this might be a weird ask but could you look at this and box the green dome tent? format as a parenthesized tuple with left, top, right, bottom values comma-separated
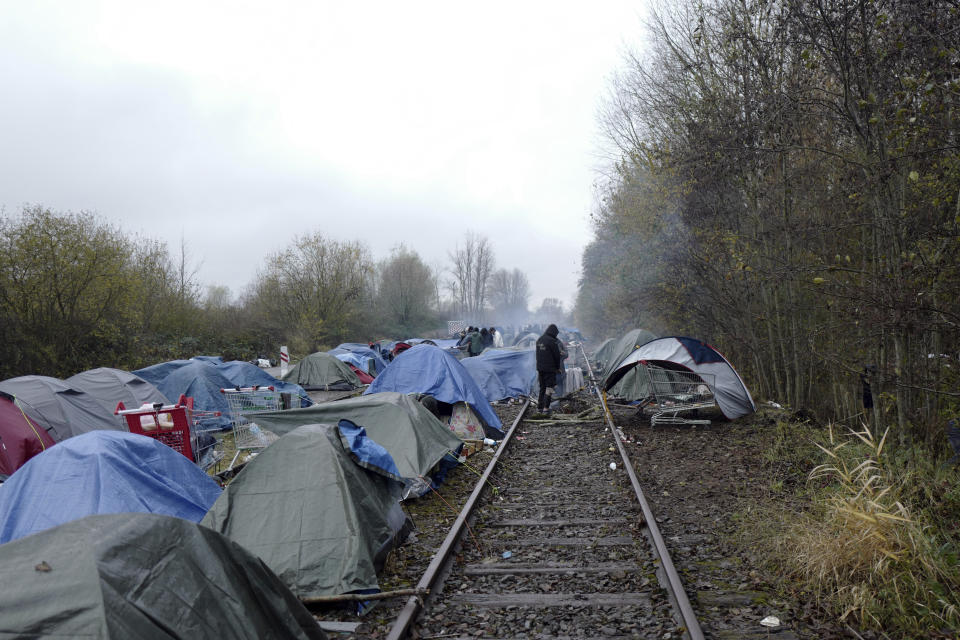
(0, 513, 326, 639)
(281, 352, 362, 391)
(201, 422, 408, 599)
(250, 391, 463, 498)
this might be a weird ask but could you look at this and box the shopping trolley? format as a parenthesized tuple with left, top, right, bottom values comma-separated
(115, 395, 222, 462)
(220, 386, 281, 469)
(641, 364, 716, 426)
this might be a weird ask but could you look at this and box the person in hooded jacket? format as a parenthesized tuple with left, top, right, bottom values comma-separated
(536, 324, 565, 414)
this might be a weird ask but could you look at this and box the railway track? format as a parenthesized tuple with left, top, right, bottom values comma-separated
(380, 386, 704, 639)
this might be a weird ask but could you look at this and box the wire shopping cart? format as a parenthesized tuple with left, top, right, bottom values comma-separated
(220, 386, 281, 469)
(641, 364, 716, 426)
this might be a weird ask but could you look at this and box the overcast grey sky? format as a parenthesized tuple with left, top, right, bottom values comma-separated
(0, 1, 648, 310)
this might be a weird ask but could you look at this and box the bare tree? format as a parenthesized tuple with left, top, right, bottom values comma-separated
(488, 268, 531, 315)
(448, 231, 496, 316)
(376, 245, 437, 335)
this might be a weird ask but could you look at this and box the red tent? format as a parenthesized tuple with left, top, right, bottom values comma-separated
(0, 391, 56, 476)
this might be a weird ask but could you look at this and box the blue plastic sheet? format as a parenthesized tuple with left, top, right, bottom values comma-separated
(0, 431, 221, 544)
(472, 348, 538, 399)
(365, 344, 503, 434)
(142, 361, 235, 430)
(337, 419, 402, 480)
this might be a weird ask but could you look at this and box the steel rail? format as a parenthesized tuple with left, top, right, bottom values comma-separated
(385, 398, 531, 640)
(577, 342, 705, 640)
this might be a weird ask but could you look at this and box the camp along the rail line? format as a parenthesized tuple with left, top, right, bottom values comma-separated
(2, 324, 847, 640)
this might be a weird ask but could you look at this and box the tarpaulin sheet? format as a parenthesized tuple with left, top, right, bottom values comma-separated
(0, 430, 221, 544)
(201, 422, 405, 598)
(0, 513, 326, 639)
(467, 347, 538, 400)
(132, 359, 195, 386)
(146, 361, 234, 430)
(251, 392, 463, 497)
(364, 344, 503, 435)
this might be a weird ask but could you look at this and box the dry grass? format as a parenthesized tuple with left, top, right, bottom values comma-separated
(779, 423, 960, 633)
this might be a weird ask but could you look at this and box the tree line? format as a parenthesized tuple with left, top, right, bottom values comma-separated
(576, 0, 960, 443)
(0, 205, 558, 380)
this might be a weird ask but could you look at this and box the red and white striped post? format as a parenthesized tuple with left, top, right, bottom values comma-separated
(280, 345, 289, 378)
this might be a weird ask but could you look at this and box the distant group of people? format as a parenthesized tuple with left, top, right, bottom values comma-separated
(456, 327, 503, 356)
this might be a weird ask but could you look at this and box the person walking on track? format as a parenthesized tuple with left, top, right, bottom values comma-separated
(536, 324, 564, 415)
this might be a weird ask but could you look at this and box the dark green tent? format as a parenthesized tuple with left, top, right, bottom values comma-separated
(281, 352, 362, 391)
(250, 391, 463, 498)
(201, 423, 407, 599)
(0, 513, 326, 639)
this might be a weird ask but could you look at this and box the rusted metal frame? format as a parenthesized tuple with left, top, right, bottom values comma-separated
(385, 398, 531, 640)
(579, 342, 704, 640)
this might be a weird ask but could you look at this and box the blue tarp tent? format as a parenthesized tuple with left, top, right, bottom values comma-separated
(471, 348, 538, 400)
(460, 357, 508, 403)
(215, 360, 312, 408)
(332, 344, 388, 375)
(140, 361, 234, 430)
(365, 344, 503, 435)
(0, 431, 222, 544)
(132, 359, 194, 387)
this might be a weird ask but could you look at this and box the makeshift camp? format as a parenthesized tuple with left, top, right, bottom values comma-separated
(66, 367, 169, 415)
(202, 421, 409, 599)
(0, 390, 55, 477)
(332, 343, 388, 375)
(461, 347, 537, 402)
(365, 344, 504, 437)
(282, 352, 363, 391)
(0, 513, 326, 639)
(604, 336, 756, 421)
(0, 430, 221, 544)
(0, 375, 125, 441)
(251, 391, 463, 498)
(214, 360, 312, 408)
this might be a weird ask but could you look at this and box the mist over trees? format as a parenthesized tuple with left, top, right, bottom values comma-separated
(576, 0, 960, 440)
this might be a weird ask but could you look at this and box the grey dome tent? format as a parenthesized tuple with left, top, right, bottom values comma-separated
(599, 329, 659, 400)
(0, 375, 125, 441)
(0, 513, 326, 639)
(66, 367, 169, 415)
(249, 391, 464, 498)
(604, 336, 756, 420)
(281, 352, 363, 391)
(202, 421, 409, 599)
